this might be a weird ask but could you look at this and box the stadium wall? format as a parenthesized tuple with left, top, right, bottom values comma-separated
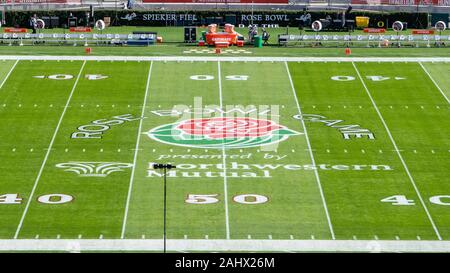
(1, 1, 449, 13)
(3, 9, 433, 28)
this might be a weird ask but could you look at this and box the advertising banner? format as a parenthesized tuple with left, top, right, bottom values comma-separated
(4, 0, 70, 3)
(351, 0, 449, 6)
(142, 0, 288, 3)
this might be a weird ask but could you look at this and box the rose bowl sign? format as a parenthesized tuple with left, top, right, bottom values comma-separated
(145, 117, 302, 149)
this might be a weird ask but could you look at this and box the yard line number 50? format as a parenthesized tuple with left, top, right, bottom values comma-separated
(0, 193, 268, 205)
(4, 193, 449, 206)
(185, 194, 268, 205)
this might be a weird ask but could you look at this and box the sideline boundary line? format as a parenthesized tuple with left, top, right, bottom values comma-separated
(352, 62, 442, 241)
(284, 61, 335, 240)
(0, 59, 19, 90)
(1, 56, 450, 62)
(0, 239, 449, 252)
(121, 61, 154, 239)
(418, 62, 450, 104)
(14, 61, 87, 239)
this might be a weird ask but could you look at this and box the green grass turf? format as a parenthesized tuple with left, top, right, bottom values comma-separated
(0, 60, 85, 238)
(353, 62, 450, 238)
(422, 62, 450, 99)
(18, 61, 150, 239)
(0, 45, 449, 57)
(0, 59, 448, 243)
(0, 26, 449, 57)
(125, 61, 229, 239)
(2, 26, 449, 42)
(0, 60, 15, 83)
(288, 62, 447, 240)
(219, 62, 330, 239)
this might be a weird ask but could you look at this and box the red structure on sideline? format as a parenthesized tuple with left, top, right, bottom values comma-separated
(3, 28, 28, 33)
(205, 24, 243, 47)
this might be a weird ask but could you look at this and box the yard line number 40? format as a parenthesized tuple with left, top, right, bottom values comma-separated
(0, 193, 73, 204)
(2, 193, 449, 206)
(381, 195, 450, 206)
(0, 193, 268, 205)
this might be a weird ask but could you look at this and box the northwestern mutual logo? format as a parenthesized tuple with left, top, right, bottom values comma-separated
(56, 162, 133, 177)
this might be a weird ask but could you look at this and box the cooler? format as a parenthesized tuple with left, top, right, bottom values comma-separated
(356, 17, 370, 29)
(254, 36, 263, 48)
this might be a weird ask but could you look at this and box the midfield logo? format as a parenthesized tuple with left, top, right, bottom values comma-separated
(145, 117, 302, 149)
(56, 162, 133, 177)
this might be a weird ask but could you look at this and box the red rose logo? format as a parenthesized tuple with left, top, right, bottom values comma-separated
(176, 117, 283, 139)
(147, 117, 302, 149)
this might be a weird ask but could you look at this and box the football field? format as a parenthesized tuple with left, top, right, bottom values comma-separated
(0, 56, 449, 252)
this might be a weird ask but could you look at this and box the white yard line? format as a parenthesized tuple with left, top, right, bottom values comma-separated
(0, 59, 19, 90)
(0, 239, 450, 252)
(121, 61, 153, 239)
(418, 62, 450, 104)
(352, 62, 442, 241)
(218, 61, 231, 240)
(284, 61, 335, 240)
(14, 60, 87, 239)
(1, 56, 450, 63)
